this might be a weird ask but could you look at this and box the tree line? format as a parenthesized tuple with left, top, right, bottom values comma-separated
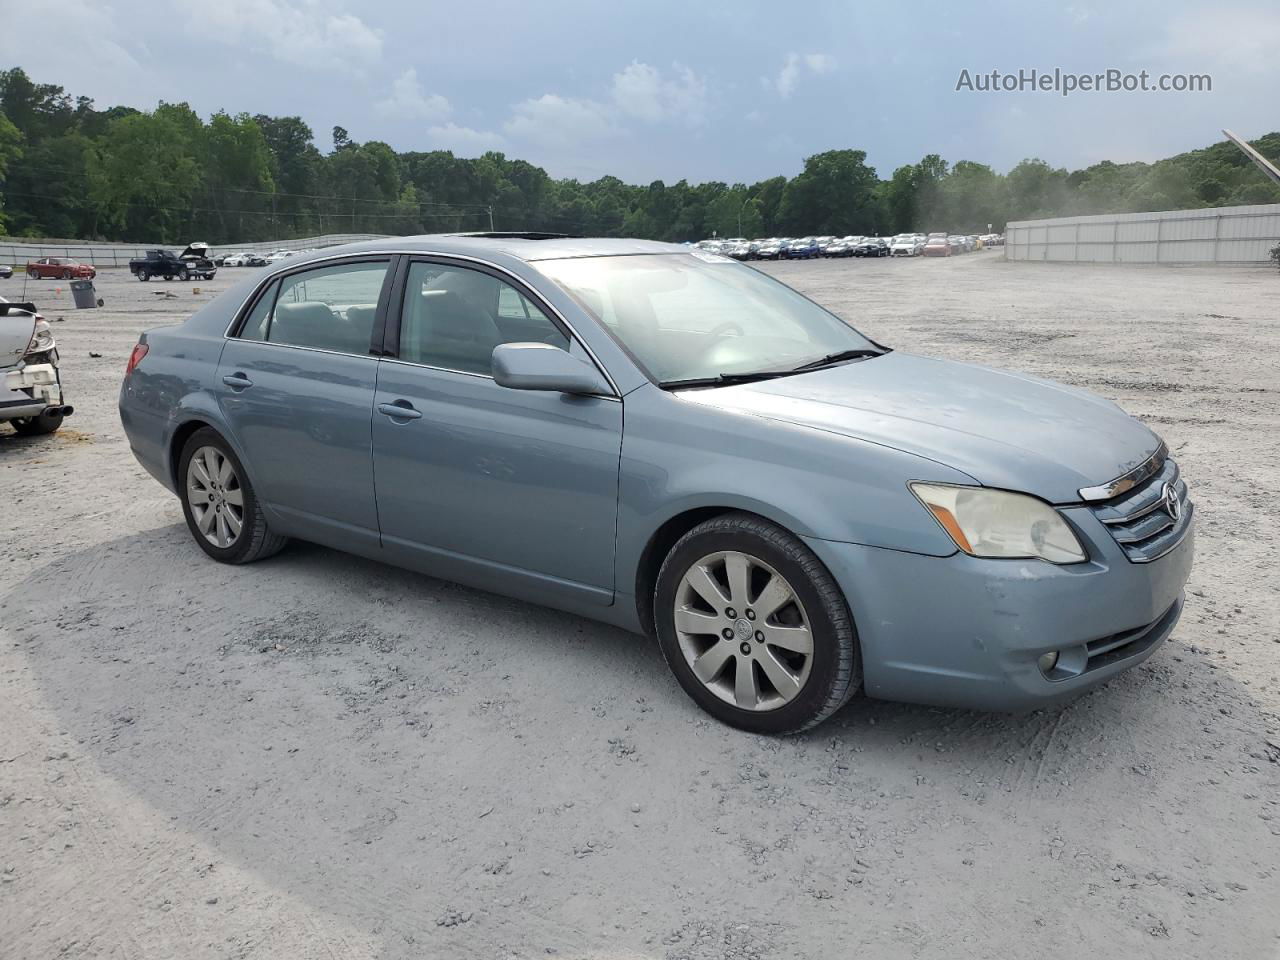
(1, 67, 1277, 245)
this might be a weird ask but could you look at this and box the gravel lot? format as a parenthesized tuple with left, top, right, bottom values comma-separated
(2, 254, 1278, 959)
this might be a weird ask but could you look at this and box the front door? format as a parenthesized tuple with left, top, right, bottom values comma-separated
(372, 259, 622, 607)
(215, 257, 393, 551)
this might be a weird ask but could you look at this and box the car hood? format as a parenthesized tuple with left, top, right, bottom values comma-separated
(676, 352, 1160, 503)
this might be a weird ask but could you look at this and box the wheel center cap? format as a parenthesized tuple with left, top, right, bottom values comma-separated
(733, 618, 752, 641)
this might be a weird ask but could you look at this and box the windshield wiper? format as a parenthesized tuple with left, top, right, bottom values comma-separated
(659, 369, 798, 390)
(789, 348, 887, 372)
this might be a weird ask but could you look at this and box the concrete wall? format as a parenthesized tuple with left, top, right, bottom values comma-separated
(1004, 204, 1280, 265)
(0, 233, 390, 269)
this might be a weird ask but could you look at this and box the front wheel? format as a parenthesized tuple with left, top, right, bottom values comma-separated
(27, 268, 38, 279)
(654, 512, 860, 734)
(178, 428, 288, 564)
(179, 267, 190, 281)
(10, 410, 63, 435)
(137, 269, 150, 281)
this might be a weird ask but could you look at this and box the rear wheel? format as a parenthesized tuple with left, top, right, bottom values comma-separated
(178, 428, 288, 564)
(10, 410, 63, 435)
(654, 512, 860, 734)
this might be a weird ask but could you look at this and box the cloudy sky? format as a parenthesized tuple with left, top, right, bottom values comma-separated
(2, 0, 1275, 184)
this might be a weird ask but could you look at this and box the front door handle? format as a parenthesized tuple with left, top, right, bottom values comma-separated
(222, 373, 253, 390)
(377, 400, 423, 421)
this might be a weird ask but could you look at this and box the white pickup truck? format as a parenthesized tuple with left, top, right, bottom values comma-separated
(1, 297, 73, 435)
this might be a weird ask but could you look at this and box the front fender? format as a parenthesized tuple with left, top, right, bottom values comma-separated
(615, 385, 972, 598)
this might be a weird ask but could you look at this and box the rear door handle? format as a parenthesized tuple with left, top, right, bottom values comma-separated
(222, 373, 253, 390)
(377, 400, 423, 421)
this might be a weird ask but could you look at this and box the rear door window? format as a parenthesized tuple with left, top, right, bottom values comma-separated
(249, 260, 390, 355)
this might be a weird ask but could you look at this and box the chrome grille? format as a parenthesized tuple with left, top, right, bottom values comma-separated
(1089, 454, 1193, 563)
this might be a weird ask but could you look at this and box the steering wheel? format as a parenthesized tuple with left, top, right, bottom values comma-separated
(707, 321, 744, 339)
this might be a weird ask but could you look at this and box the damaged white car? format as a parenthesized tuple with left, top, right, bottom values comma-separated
(1, 296, 73, 435)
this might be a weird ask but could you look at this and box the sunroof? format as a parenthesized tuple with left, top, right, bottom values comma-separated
(450, 232, 578, 240)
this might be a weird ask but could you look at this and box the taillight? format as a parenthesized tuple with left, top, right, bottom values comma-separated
(125, 342, 148, 377)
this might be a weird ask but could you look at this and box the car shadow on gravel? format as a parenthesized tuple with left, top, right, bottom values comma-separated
(8, 524, 1280, 957)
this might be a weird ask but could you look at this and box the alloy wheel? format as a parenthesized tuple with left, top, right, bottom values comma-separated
(186, 445, 245, 548)
(673, 550, 813, 711)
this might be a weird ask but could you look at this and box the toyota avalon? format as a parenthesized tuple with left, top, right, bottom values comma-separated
(119, 235, 1194, 734)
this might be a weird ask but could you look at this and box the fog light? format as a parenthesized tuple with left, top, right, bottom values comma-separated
(1038, 651, 1060, 675)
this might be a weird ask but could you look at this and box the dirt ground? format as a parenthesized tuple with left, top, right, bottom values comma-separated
(1, 254, 1278, 960)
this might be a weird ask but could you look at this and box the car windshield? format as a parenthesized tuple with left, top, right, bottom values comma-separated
(536, 253, 881, 386)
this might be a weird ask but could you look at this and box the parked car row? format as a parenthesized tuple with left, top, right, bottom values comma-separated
(697, 232, 1003, 262)
(215, 248, 316, 267)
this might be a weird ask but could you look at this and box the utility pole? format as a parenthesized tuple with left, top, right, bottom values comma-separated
(1223, 129, 1280, 186)
(487, 205, 495, 231)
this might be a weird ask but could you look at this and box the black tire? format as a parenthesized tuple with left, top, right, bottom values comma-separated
(179, 267, 190, 281)
(137, 269, 149, 281)
(61, 270, 72, 280)
(27, 268, 37, 279)
(11, 410, 63, 435)
(654, 512, 860, 734)
(178, 427, 288, 564)
(163, 273, 173, 281)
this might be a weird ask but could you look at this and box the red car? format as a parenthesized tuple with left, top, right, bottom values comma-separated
(921, 235, 952, 257)
(26, 257, 96, 280)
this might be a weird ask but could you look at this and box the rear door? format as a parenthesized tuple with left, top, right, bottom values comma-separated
(215, 256, 395, 551)
(371, 258, 623, 607)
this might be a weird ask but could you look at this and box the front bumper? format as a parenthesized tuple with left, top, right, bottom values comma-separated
(804, 511, 1194, 712)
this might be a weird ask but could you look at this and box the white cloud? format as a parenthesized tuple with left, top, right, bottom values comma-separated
(803, 53, 837, 74)
(503, 94, 620, 147)
(0, 0, 146, 103)
(376, 68, 450, 120)
(503, 61, 708, 149)
(610, 61, 707, 124)
(768, 52, 837, 99)
(427, 122, 505, 153)
(1157, 7, 1280, 73)
(199, 0, 383, 71)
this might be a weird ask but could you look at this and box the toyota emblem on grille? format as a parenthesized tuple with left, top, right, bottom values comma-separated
(1161, 482, 1182, 522)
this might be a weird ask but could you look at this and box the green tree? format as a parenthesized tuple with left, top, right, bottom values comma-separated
(778, 149, 880, 234)
(0, 112, 23, 232)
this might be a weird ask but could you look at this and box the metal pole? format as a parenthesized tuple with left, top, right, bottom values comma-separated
(488, 206, 495, 231)
(1223, 129, 1280, 186)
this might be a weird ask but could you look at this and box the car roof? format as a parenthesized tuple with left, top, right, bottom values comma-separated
(314, 233, 691, 263)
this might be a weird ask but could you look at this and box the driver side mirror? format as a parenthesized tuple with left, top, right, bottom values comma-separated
(491, 342, 612, 396)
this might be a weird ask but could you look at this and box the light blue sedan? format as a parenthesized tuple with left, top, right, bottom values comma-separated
(119, 235, 1194, 733)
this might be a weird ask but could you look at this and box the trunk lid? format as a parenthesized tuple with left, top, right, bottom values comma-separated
(0, 303, 37, 370)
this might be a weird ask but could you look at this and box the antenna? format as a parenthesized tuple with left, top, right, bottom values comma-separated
(1223, 129, 1280, 186)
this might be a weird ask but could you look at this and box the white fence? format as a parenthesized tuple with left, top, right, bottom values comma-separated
(0, 233, 390, 269)
(1004, 204, 1280, 265)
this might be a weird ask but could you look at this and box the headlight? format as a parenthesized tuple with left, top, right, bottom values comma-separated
(909, 483, 1087, 564)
